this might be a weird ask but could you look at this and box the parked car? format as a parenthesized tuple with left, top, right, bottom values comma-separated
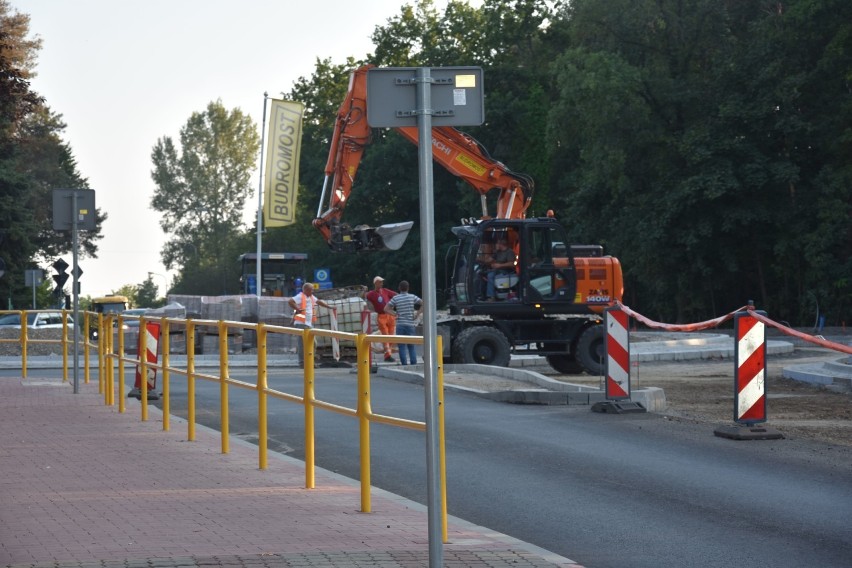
(121, 308, 151, 329)
(90, 308, 149, 339)
(0, 311, 75, 329)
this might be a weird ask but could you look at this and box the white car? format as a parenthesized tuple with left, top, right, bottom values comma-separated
(0, 311, 75, 329)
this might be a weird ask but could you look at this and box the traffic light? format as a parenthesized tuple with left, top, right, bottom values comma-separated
(52, 258, 69, 299)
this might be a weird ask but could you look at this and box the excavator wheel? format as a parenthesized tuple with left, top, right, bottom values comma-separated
(452, 326, 511, 367)
(576, 324, 605, 376)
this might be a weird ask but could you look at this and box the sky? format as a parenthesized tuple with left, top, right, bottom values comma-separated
(14, 0, 445, 299)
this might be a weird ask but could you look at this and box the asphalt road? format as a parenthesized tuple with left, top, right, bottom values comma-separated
(143, 367, 852, 568)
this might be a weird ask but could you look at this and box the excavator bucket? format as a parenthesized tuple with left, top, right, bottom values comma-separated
(328, 221, 414, 253)
(375, 221, 414, 250)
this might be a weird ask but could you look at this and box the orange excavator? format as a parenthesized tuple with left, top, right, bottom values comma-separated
(314, 65, 624, 374)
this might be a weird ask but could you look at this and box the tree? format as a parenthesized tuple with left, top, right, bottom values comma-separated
(135, 276, 160, 308)
(150, 100, 260, 295)
(0, 2, 104, 309)
(545, 0, 852, 323)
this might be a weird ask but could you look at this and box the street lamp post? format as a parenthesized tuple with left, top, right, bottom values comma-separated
(147, 271, 168, 299)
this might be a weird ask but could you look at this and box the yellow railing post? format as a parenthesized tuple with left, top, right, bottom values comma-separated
(437, 334, 449, 543)
(356, 331, 372, 513)
(103, 315, 111, 406)
(97, 313, 105, 394)
(257, 324, 268, 470)
(83, 311, 90, 384)
(117, 317, 125, 412)
(20, 311, 27, 379)
(219, 320, 230, 454)
(304, 327, 316, 489)
(139, 318, 148, 422)
(161, 319, 170, 431)
(187, 321, 196, 441)
(61, 310, 68, 383)
(108, 315, 116, 407)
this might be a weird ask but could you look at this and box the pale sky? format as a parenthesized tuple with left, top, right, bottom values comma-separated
(15, 0, 434, 298)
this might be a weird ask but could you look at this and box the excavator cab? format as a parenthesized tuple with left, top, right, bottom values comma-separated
(447, 217, 609, 316)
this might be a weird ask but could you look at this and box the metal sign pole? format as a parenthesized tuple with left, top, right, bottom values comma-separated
(365, 66, 483, 568)
(71, 192, 80, 394)
(414, 66, 443, 568)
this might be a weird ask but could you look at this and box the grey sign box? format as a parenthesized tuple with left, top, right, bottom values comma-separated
(366, 67, 484, 128)
(52, 189, 96, 231)
(24, 269, 43, 286)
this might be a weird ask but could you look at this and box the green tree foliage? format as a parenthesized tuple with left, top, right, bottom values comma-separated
(233, 0, 851, 325)
(0, 1, 102, 309)
(150, 100, 260, 295)
(547, 0, 852, 323)
(135, 275, 164, 308)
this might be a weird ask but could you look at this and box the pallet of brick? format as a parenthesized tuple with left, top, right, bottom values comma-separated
(167, 295, 202, 316)
(257, 296, 291, 319)
(167, 331, 187, 354)
(239, 294, 258, 318)
(200, 333, 242, 355)
(265, 330, 296, 354)
(201, 297, 242, 325)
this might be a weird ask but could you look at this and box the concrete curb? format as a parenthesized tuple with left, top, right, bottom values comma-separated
(782, 356, 852, 393)
(378, 363, 669, 413)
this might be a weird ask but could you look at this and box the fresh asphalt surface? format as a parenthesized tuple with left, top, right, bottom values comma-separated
(133, 366, 852, 568)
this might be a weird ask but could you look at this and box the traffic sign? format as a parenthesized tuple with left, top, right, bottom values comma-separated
(53, 258, 69, 272)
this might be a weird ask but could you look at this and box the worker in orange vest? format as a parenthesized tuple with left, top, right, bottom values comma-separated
(288, 282, 336, 368)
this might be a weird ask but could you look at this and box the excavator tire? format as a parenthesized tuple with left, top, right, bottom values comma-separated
(545, 354, 584, 375)
(452, 326, 511, 367)
(576, 324, 605, 376)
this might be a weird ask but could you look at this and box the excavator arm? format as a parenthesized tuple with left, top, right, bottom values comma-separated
(313, 64, 534, 252)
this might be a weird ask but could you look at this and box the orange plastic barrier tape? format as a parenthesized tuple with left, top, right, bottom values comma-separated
(614, 301, 749, 332)
(746, 309, 852, 355)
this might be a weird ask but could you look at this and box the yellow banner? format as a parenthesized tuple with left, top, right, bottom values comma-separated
(263, 100, 304, 227)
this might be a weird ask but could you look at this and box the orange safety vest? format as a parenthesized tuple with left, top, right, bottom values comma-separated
(292, 293, 318, 325)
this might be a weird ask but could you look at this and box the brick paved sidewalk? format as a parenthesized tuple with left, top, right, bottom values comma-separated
(0, 377, 582, 568)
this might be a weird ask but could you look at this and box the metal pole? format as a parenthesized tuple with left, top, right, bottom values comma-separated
(256, 93, 269, 298)
(415, 66, 443, 568)
(71, 192, 80, 394)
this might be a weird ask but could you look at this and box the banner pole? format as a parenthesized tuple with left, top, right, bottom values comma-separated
(256, 92, 269, 298)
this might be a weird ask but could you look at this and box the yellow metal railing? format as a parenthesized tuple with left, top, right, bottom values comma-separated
(0, 309, 99, 383)
(3, 309, 449, 537)
(94, 314, 447, 535)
